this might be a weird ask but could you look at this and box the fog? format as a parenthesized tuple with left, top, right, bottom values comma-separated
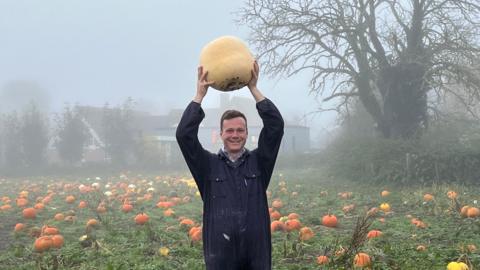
(0, 0, 337, 148)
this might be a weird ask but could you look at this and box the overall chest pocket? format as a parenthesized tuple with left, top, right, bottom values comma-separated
(244, 172, 262, 196)
(210, 176, 228, 217)
(211, 176, 227, 199)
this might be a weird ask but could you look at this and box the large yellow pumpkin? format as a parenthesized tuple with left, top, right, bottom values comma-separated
(447, 262, 469, 270)
(199, 36, 255, 91)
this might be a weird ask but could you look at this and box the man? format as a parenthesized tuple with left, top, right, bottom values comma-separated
(176, 61, 284, 270)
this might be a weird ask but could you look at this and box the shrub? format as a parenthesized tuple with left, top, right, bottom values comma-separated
(320, 115, 480, 184)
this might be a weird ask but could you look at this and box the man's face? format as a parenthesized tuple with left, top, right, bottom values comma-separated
(221, 117, 248, 154)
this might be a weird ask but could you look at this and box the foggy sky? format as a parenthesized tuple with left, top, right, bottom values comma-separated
(0, 0, 337, 145)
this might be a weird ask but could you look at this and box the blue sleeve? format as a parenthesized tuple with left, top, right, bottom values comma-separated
(256, 98, 284, 188)
(175, 101, 211, 199)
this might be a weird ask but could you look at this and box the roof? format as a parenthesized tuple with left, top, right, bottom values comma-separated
(79, 95, 309, 139)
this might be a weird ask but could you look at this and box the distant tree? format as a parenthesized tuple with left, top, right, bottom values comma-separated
(20, 102, 49, 170)
(133, 136, 163, 169)
(0, 80, 51, 114)
(54, 104, 89, 165)
(102, 98, 136, 166)
(1, 111, 24, 173)
(239, 0, 480, 138)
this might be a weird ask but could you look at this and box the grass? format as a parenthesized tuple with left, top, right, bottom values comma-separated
(0, 168, 479, 269)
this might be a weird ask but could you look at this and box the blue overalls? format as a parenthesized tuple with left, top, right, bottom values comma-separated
(176, 99, 284, 270)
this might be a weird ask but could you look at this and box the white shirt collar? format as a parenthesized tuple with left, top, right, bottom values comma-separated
(221, 146, 246, 162)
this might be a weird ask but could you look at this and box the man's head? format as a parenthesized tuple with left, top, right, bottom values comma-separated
(220, 110, 248, 154)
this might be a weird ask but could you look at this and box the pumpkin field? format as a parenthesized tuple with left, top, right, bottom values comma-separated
(0, 169, 479, 270)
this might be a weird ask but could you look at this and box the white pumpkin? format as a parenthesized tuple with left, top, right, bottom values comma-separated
(199, 36, 255, 91)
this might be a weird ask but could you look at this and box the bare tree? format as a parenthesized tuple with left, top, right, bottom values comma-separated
(238, 0, 480, 138)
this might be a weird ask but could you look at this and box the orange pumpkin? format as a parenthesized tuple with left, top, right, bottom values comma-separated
(316, 255, 329, 265)
(270, 220, 286, 232)
(322, 214, 338, 228)
(467, 207, 480, 218)
(272, 199, 283, 209)
(34, 236, 53, 252)
(381, 190, 390, 197)
(42, 225, 60, 236)
(367, 230, 383, 239)
(163, 208, 175, 217)
(42, 196, 52, 204)
(121, 204, 134, 213)
(270, 210, 281, 220)
(0, 204, 12, 211)
(156, 201, 174, 209)
(411, 218, 427, 228)
(78, 201, 88, 209)
(461, 205, 471, 217)
(423, 193, 434, 202)
(86, 219, 99, 228)
(188, 226, 201, 237)
(135, 213, 149, 225)
(190, 228, 202, 242)
(34, 203, 45, 210)
(299, 227, 314, 241)
(354, 252, 371, 268)
(447, 190, 458, 199)
(189, 226, 202, 242)
(54, 213, 65, 221)
(22, 207, 36, 219)
(65, 195, 76, 204)
(14, 223, 25, 232)
(179, 218, 195, 228)
(287, 213, 299, 220)
(51, 234, 64, 249)
(171, 197, 182, 205)
(16, 198, 29, 207)
(285, 219, 301, 232)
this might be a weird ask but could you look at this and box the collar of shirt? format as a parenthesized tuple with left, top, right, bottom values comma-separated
(221, 146, 246, 162)
(218, 146, 251, 164)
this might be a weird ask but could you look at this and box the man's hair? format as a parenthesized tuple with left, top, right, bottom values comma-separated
(220, 110, 247, 131)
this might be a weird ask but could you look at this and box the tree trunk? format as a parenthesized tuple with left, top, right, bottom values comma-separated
(376, 63, 428, 139)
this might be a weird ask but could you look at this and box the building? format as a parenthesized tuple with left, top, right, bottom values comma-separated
(151, 94, 310, 155)
(60, 94, 310, 164)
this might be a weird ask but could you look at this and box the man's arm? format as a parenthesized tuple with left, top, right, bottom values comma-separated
(175, 66, 215, 199)
(176, 102, 211, 199)
(248, 61, 284, 187)
(193, 66, 214, 104)
(247, 60, 265, 103)
(256, 99, 284, 188)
